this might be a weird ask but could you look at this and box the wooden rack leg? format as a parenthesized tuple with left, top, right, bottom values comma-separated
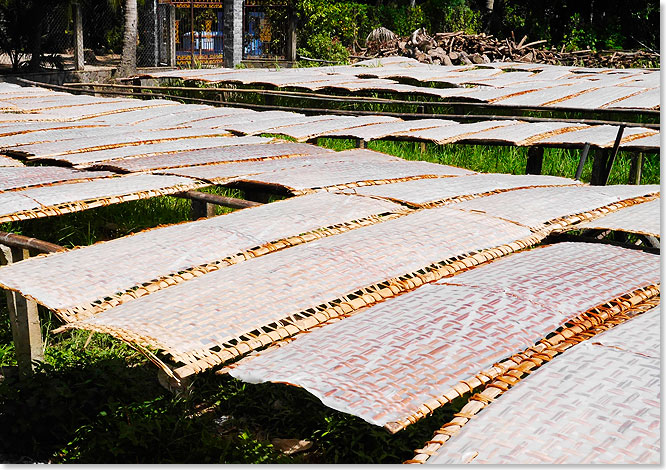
(590, 149, 608, 186)
(525, 146, 544, 175)
(628, 153, 644, 185)
(0, 246, 44, 378)
(190, 199, 216, 220)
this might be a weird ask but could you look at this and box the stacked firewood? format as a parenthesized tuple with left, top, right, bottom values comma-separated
(360, 29, 659, 68)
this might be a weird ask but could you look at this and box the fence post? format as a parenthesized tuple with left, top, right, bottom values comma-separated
(0, 246, 44, 378)
(167, 4, 176, 66)
(628, 152, 644, 185)
(73, 2, 84, 71)
(287, 5, 297, 63)
(223, 0, 243, 68)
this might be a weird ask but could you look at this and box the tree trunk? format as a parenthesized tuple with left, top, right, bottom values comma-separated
(119, 0, 138, 76)
(28, 11, 44, 72)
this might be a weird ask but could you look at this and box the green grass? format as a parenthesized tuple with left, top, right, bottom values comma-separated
(0, 137, 659, 463)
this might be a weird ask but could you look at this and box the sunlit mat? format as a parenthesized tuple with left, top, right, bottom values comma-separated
(449, 185, 660, 231)
(58, 136, 273, 167)
(203, 150, 475, 194)
(0, 192, 402, 314)
(338, 174, 578, 207)
(572, 199, 660, 237)
(0, 166, 114, 191)
(62, 206, 534, 370)
(318, 119, 455, 141)
(84, 142, 331, 172)
(0, 173, 208, 223)
(259, 116, 400, 141)
(0, 155, 23, 167)
(228, 243, 659, 430)
(155, 148, 457, 189)
(422, 306, 660, 464)
(19, 100, 177, 120)
(9, 127, 232, 160)
(0, 125, 130, 148)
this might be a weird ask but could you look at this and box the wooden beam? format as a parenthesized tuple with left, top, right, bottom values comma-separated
(525, 146, 544, 175)
(0, 231, 65, 254)
(0, 246, 44, 378)
(628, 152, 644, 185)
(177, 190, 262, 209)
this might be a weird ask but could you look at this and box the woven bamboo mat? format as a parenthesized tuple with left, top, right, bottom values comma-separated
(86, 142, 333, 172)
(450, 185, 660, 231)
(424, 307, 660, 464)
(75, 103, 184, 125)
(0, 173, 207, 223)
(396, 120, 519, 145)
(609, 88, 659, 109)
(156, 149, 406, 184)
(0, 166, 114, 191)
(228, 242, 659, 428)
(228, 155, 475, 194)
(0, 121, 103, 135)
(0, 192, 402, 312)
(35, 100, 176, 120)
(0, 125, 129, 148)
(262, 116, 400, 142)
(220, 115, 339, 136)
(64, 206, 532, 367)
(589, 306, 659, 358)
(339, 174, 577, 207)
(538, 124, 658, 148)
(59, 136, 271, 167)
(573, 199, 660, 237)
(0, 155, 23, 167)
(437, 242, 660, 316)
(319, 119, 454, 141)
(12, 127, 231, 160)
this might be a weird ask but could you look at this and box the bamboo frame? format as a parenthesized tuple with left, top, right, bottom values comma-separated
(406, 289, 660, 463)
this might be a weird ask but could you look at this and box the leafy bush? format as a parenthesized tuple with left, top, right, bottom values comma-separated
(298, 33, 349, 63)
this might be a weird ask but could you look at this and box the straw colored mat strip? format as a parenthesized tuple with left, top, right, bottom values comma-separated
(0, 174, 209, 224)
(318, 119, 455, 141)
(0, 125, 125, 148)
(449, 185, 660, 231)
(339, 174, 578, 207)
(227, 243, 659, 429)
(60, 206, 537, 377)
(60, 136, 273, 167)
(411, 299, 660, 465)
(28, 101, 177, 121)
(572, 198, 660, 237)
(0, 166, 114, 192)
(260, 116, 399, 142)
(11, 127, 231, 159)
(0, 155, 23, 167)
(0, 192, 403, 313)
(84, 142, 333, 172)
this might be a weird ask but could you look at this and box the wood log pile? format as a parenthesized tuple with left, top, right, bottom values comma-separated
(360, 29, 659, 68)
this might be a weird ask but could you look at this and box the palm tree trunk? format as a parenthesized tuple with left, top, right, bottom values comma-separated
(119, 0, 137, 76)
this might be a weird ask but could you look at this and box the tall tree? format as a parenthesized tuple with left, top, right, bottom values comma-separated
(111, 0, 137, 76)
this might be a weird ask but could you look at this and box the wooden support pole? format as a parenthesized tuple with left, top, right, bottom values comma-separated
(420, 141, 427, 154)
(190, 199, 217, 220)
(574, 142, 591, 181)
(590, 149, 608, 186)
(0, 246, 44, 378)
(628, 152, 644, 185)
(73, 2, 84, 71)
(525, 146, 544, 175)
(177, 190, 262, 209)
(355, 138, 366, 149)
